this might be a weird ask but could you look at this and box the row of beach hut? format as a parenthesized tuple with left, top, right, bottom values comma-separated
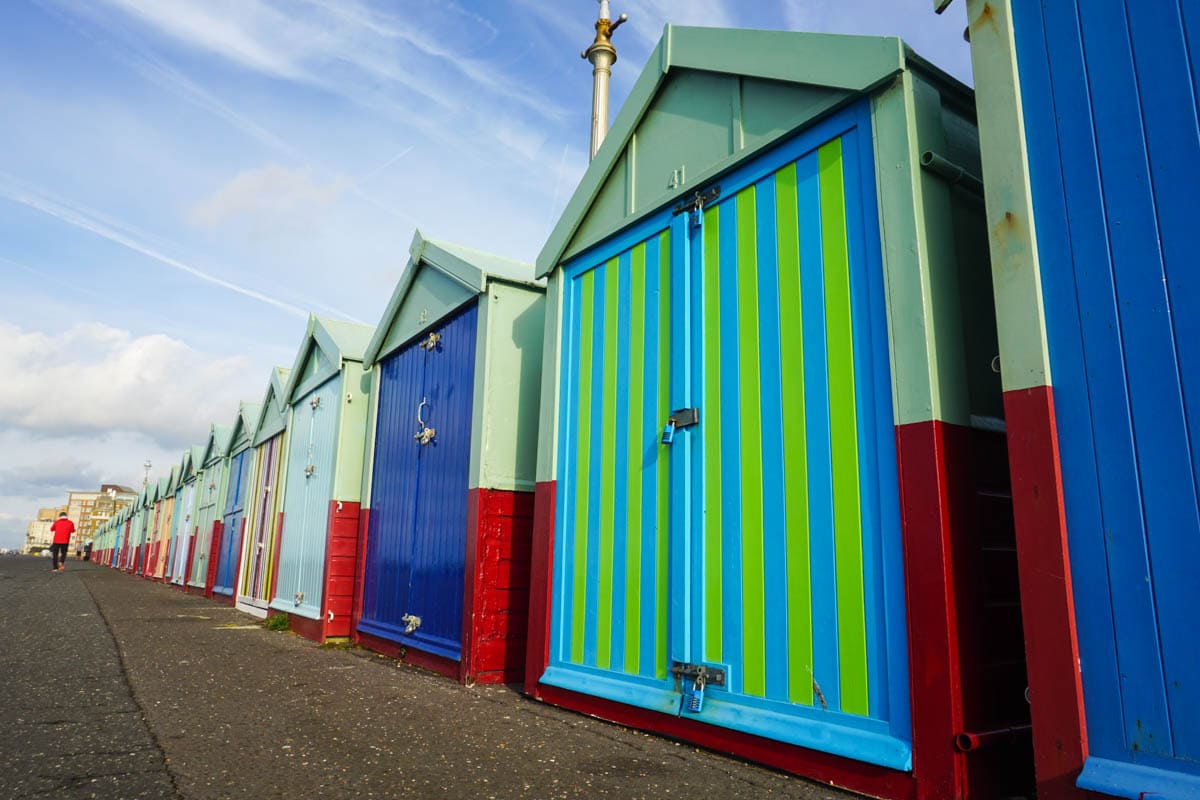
(90, 10, 1199, 800)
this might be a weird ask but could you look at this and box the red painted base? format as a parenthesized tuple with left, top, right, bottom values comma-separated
(355, 628, 460, 681)
(204, 522, 223, 598)
(524, 481, 556, 697)
(534, 685, 916, 800)
(286, 612, 328, 644)
(1002, 386, 1090, 800)
(321, 500, 360, 638)
(462, 488, 534, 685)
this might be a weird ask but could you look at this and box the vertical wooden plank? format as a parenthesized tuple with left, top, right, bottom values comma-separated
(702, 205, 723, 664)
(737, 185, 766, 698)
(625, 243, 647, 675)
(570, 271, 595, 665)
(820, 139, 869, 716)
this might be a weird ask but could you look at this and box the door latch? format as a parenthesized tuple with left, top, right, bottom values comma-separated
(670, 662, 726, 715)
(413, 398, 436, 445)
(661, 407, 699, 445)
(401, 614, 422, 635)
(418, 331, 441, 352)
(671, 186, 720, 229)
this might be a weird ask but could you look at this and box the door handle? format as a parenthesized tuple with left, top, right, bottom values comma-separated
(413, 398, 436, 445)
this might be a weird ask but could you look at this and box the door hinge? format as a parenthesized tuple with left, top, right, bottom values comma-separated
(671, 186, 720, 228)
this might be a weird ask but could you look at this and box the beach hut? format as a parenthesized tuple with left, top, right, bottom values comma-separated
(269, 316, 374, 642)
(146, 477, 170, 578)
(949, 2, 1200, 798)
(211, 402, 261, 603)
(186, 424, 233, 595)
(235, 367, 292, 618)
(125, 488, 148, 573)
(150, 467, 180, 581)
(354, 232, 544, 683)
(525, 26, 1022, 800)
(169, 445, 205, 587)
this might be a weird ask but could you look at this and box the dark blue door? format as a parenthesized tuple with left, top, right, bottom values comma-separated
(214, 448, 250, 596)
(359, 303, 477, 660)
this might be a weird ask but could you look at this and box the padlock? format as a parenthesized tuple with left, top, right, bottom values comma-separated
(661, 420, 676, 445)
(682, 672, 707, 713)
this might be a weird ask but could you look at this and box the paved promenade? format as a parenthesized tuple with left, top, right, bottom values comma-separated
(0, 556, 855, 799)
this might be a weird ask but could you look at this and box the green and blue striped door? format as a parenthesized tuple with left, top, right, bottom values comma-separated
(544, 109, 911, 769)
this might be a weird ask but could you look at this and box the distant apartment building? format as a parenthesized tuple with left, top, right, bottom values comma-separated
(23, 506, 66, 553)
(61, 484, 138, 552)
(86, 484, 138, 541)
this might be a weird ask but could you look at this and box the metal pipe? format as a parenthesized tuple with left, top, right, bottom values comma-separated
(583, 1, 627, 160)
(920, 150, 985, 197)
(954, 724, 1032, 753)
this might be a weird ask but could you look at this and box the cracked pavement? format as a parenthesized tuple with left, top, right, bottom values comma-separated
(0, 556, 858, 799)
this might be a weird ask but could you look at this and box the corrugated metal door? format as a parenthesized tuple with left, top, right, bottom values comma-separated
(240, 434, 282, 607)
(1014, 3, 1200, 793)
(545, 112, 910, 769)
(359, 304, 477, 660)
(274, 378, 339, 619)
(213, 448, 251, 596)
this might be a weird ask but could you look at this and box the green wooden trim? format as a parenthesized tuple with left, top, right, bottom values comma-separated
(964, 0, 1052, 391)
(535, 273, 564, 484)
(537, 26, 913, 277)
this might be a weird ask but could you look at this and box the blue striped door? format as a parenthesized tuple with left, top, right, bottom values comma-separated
(544, 106, 910, 769)
(360, 304, 477, 660)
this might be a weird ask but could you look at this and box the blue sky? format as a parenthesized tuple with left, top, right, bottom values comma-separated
(0, 0, 971, 548)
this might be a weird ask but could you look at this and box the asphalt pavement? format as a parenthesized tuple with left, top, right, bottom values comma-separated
(0, 555, 860, 799)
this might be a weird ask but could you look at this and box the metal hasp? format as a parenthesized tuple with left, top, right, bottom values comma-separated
(672, 186, 720, 228)
(418, 331, 441, 352)
(671, 662, 727, 716)
(661, 408, 698, 445)
(401, 614, 422, 635)
(582, 0, 627, 159)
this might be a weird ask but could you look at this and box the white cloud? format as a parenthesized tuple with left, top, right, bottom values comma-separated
(190, 163, 348, 232)
(0, 171, 308, 318)
(0, 320, 250, 448)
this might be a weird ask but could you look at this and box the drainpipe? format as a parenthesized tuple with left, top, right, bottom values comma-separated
(583, 0, 627, 160)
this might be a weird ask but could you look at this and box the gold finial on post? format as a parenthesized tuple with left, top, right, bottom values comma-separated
(583, 0, 627, 160)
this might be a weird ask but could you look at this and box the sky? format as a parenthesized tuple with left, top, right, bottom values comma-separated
(0, 0, 972, 549)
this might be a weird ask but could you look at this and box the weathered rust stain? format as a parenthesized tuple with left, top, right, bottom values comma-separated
(971, 2, 1000, 34)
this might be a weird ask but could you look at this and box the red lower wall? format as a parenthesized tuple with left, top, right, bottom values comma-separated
(1002, 386, 1090, 800)
(461, 488, 534, 685)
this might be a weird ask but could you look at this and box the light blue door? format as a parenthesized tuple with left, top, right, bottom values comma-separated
(272, 377, 340, 619)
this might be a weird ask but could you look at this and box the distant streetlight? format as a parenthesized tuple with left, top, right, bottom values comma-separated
(142, 459, 152, 488)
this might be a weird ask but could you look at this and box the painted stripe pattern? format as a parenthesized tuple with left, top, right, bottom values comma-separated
(563, 233, 672, 679)
(553, 134, 895, 724)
